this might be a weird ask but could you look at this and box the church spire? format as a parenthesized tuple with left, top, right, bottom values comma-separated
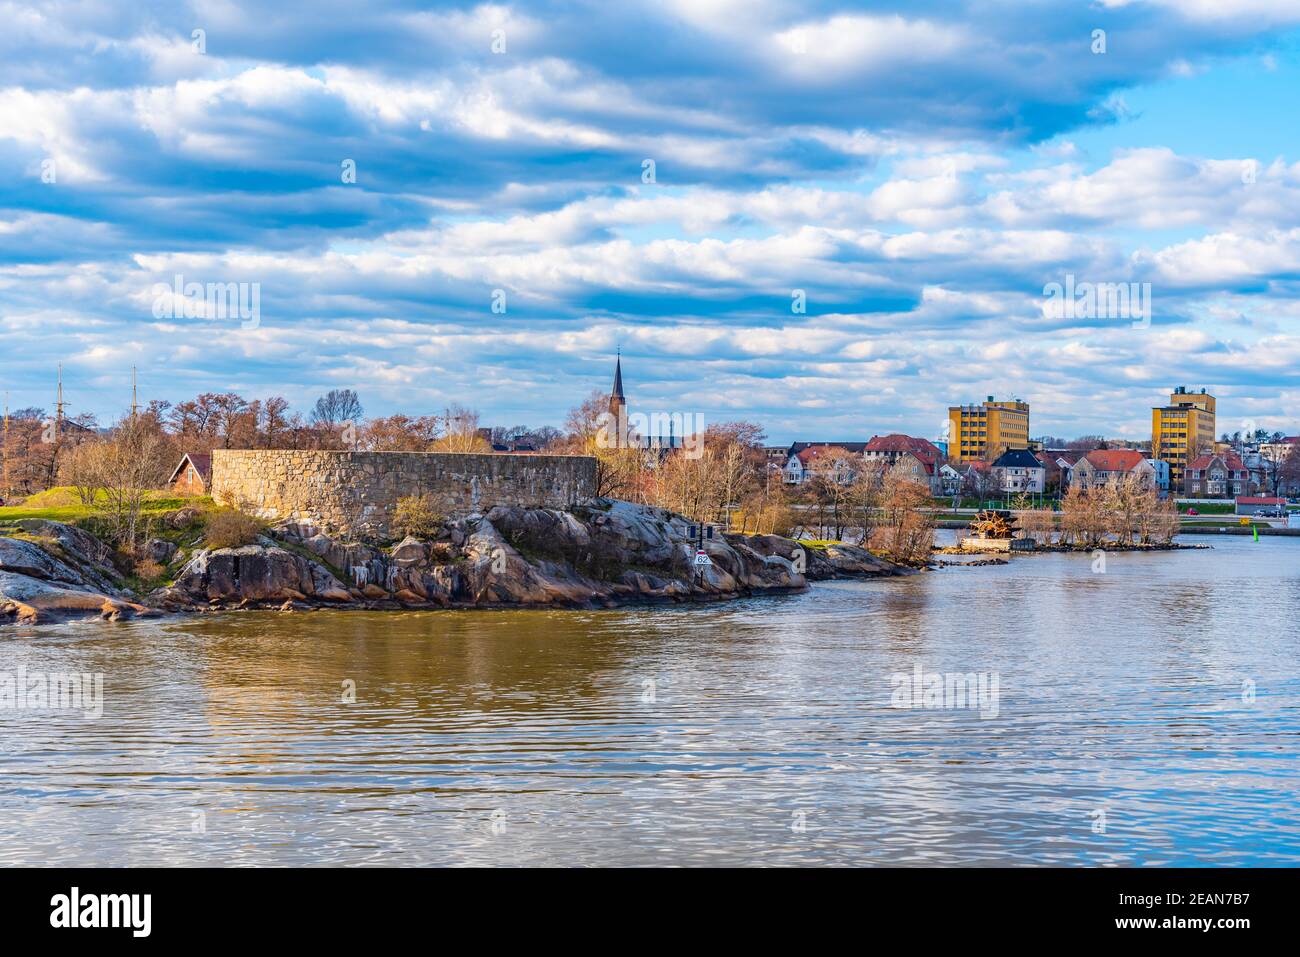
(610, 349, 625, 401)
(607, 350, 627, 448)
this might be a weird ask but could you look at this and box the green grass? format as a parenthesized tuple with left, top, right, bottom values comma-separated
(930, 497, 1061, 510)
(1178, 502, 1235, 514)
(0, 487, 212, 524)
(0, 489, 215, 597)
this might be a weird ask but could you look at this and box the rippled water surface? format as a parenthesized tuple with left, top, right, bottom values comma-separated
(2, 534, 1298, 866)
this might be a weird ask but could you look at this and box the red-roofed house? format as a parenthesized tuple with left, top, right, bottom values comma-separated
(1036, 449, 1083, 491)
(862, 434, 948, 493)
(169, 452, 212, 495)
(1184, 452, 1251, 498)
(862, 434, 942, 466)
(783, 444, 868, 485)
(1072, 448, 1157, 491)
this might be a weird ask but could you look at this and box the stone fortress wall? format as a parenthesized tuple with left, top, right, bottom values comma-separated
(211, 449, 599, 536)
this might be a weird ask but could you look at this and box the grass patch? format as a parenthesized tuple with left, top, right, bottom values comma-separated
(930, 497, 1055, 510)
(0, 487, 214, 525)
(1179, 502, 1235, 514)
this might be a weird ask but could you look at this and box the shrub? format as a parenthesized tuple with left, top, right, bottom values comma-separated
(133, 558, 165, 581)
(204, 509, 266, 549)
(393, 493, 442, 539)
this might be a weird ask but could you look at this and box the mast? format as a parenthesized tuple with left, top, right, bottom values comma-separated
(55, 364, 64, 443)
(2, 392, 9, 498)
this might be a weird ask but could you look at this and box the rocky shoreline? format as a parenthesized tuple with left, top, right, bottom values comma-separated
(1, 500, 913, 625)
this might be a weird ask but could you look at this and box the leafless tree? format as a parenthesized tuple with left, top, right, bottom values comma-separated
(58, 440, 107, 505)
(93, 418, 170, 551)
(310, 389, 364, 427)
(874, 472, 934, 564)
(432, 404, 492, 452)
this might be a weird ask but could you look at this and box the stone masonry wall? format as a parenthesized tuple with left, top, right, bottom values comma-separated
(211, 449, 598, 537)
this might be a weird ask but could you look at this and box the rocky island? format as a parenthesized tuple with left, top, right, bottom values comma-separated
(0, 499, 911, 625)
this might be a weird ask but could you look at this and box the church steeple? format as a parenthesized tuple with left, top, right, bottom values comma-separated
(607, 351, 628, 448)
(610, 350, 625, 403)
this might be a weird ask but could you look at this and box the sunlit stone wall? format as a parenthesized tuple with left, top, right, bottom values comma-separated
(211, 449, 598, 536)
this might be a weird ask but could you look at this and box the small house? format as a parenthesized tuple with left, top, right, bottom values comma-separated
(169, 452, 212, 495)
(1072, 449, 1157, 491)
(990, 448, 1046, 494)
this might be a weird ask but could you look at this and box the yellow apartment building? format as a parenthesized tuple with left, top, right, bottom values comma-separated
(1151, 386, 1216, 488)
(948, 396, 1030, 463)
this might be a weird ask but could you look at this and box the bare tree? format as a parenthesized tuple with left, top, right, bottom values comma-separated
(58, 440, 107, 505)
(563, 390, 609, 441)
(845, 460, 886, 545)
(259, 396, 292, 448)
(1105, 473, 1147, 545)
(1060, 485, 1104, 547)
(310, 389, 364, 427)
(93, 418, 170, 551)
(362, 414, 443, 451)
(1136, 490, 1179, 544)
(962, 463, 995, 503)
(1017, 507, 1056, 545)
(1067, 435, 1107, 451)
(432, 404, 492, 452)
(874, 472, 934, 564)
(1281, 444, 1300, 495)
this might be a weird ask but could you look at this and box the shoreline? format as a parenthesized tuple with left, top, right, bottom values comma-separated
(2, 501, 914, 626)
(4, 562, 919, 626)
(10, 500, 1284, 628)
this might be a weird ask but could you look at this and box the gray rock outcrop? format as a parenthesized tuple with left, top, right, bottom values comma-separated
(0, 525, 150, 624)
(3, 501, 912, 623)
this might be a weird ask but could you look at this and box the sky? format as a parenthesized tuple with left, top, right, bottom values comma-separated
(2, 0, 1300, 445)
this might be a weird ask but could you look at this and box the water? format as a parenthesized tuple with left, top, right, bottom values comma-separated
(1, 534, 1297, 866)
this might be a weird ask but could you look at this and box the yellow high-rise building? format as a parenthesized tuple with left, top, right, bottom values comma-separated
(1151, 387, 1216, 488)
(948, 396, 1030, 463)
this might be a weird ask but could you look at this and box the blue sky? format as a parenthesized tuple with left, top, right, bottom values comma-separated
(2, 0, 1300, 444)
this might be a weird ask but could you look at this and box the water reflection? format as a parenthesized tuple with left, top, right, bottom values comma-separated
(1, 535, 1297, 865)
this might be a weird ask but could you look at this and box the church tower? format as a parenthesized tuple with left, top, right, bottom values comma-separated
(607, 352, 628, 449)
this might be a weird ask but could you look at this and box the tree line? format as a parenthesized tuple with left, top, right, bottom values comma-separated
(0, 388, 533, 500)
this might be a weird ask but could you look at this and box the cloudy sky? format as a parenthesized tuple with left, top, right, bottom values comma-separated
(3, 0, 1300, 443)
